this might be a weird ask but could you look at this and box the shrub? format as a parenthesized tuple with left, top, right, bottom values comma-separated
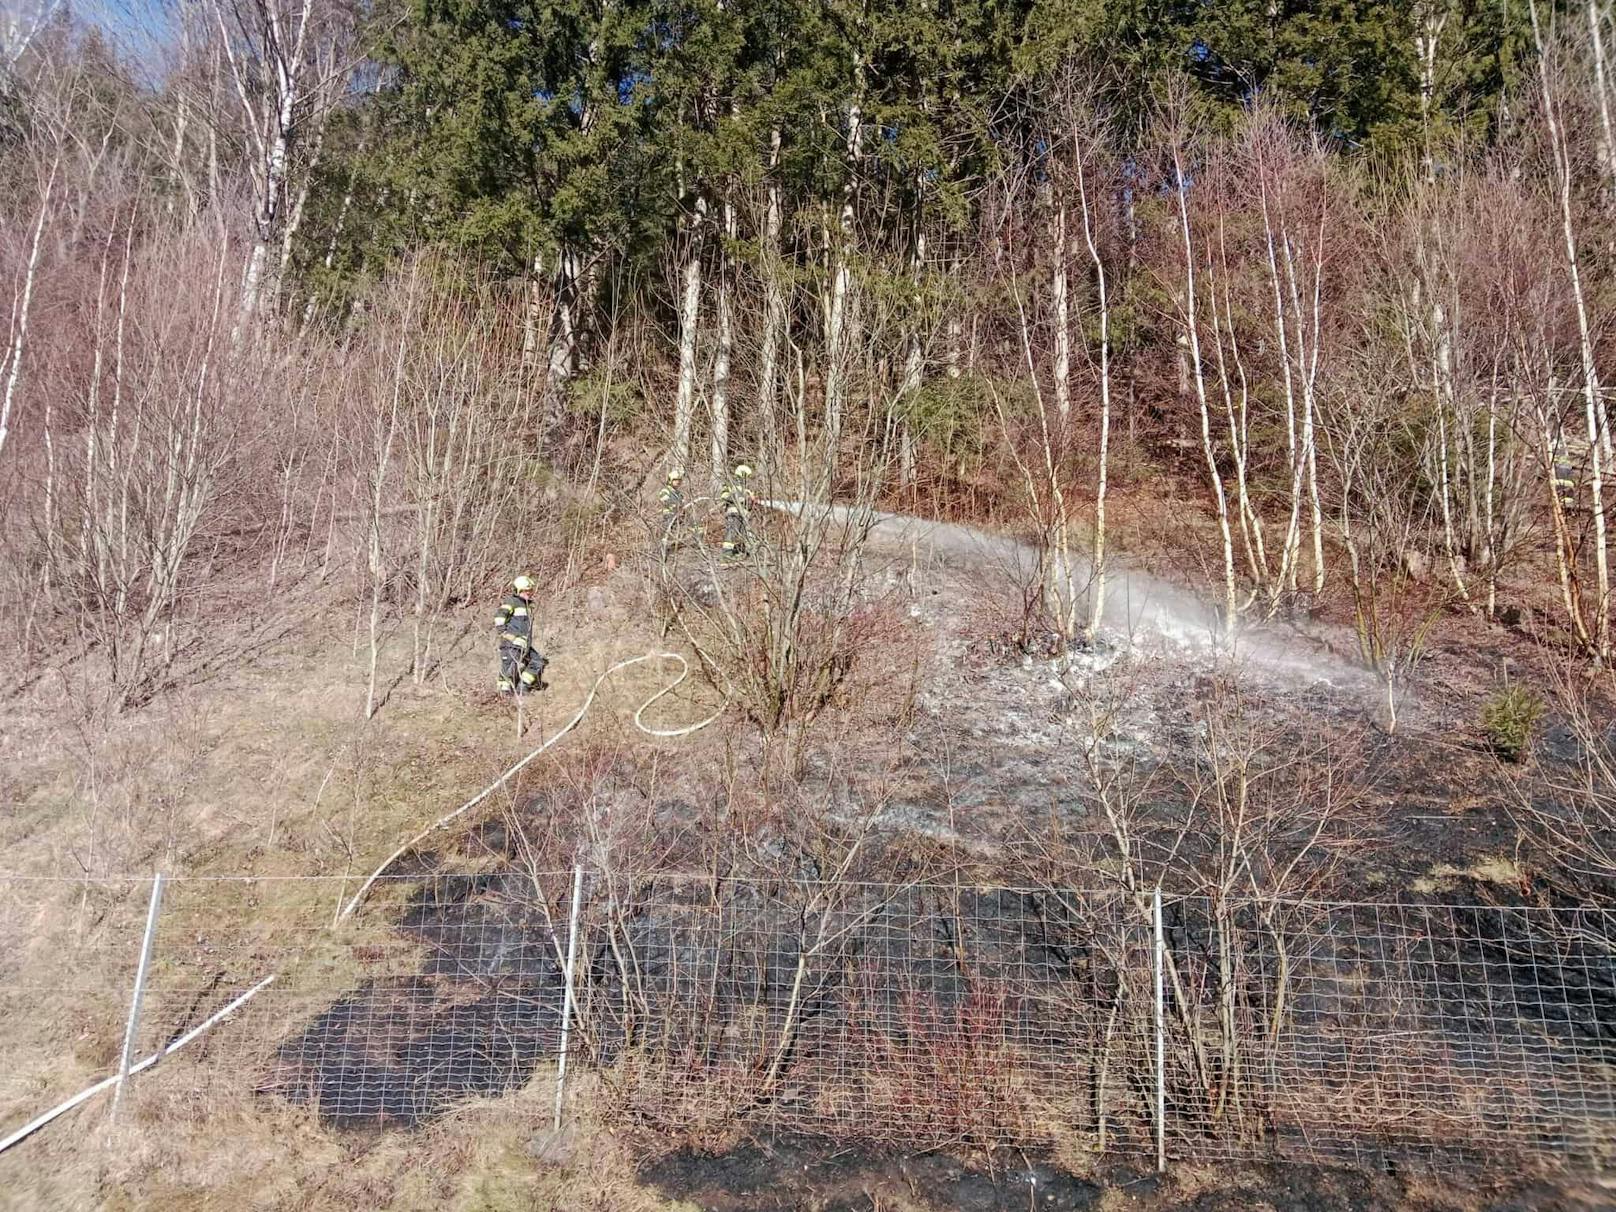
(1482, 684, 1545, 764)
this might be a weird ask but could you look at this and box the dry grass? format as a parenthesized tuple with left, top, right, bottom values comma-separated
(26, 1073, 700, 1211)
(0, 523, 1607, 1209)
(0, 566, 720, 1209)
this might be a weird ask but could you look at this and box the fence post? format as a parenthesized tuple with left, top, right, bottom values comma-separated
(1153, 885, 1166, 1173)
(553, 863, 585, 1131)
(111, 872, 164, 1124)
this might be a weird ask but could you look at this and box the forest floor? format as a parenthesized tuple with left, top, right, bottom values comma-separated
(0, 499, 1608, 1209)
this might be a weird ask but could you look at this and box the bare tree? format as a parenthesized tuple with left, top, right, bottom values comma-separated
(669, 196, 705, 477)
(361, 265, 416, 718)
(1532, 0, 1612, 662)
(1321, 355, 1446, 732)
(397, 276, 547, 683)
(0, 151, 54, 469)
(1172, 134, 1239, 641)
(1507, 665, 1616, 896)
(210, 0, 356, 329)
(0, 0, 60, 67)
(44, 222, 245, 707)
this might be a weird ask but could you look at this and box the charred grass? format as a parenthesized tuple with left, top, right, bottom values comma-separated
(3, 539, 1614, 1209)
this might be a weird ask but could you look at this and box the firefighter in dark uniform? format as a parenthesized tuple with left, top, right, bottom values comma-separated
(657, 468, 686, 554)
(720, 463, 754, 564)
(494, 574, 547, 694)
(1553, 443, 1578, 512)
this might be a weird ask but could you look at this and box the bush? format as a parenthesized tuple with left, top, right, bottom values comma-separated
(1482, 684, 1545, 764)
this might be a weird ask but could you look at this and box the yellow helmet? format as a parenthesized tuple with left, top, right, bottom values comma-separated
(733, 464, 754, 479)
(512, 574, 536, 592)
(667, 468, 684, 483)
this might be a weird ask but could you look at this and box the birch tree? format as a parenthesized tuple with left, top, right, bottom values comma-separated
(1, 0, 60, 67)
(0, 155, 54, 468)
(1533, 0, 1611, 662)
(211, 0, 354, 328)
(1174, 139, 1239, 642)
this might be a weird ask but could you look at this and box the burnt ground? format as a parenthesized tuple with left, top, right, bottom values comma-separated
(260, 524, 1616, 1204)
(640, 1139, 1614, 1211)
(268, 870, 570, 1127)
(862, 539, 1534, 895)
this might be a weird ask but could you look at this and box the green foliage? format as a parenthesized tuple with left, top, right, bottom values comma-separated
(1186, 0, 1535, 154)
(1481, 683, 1545, 764)
(284, 0, 1551, 339)
(907, 373, 1015, 464)
(564, 368, 644, 425)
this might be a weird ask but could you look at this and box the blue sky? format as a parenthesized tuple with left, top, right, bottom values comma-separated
(76, 0, 181, 79)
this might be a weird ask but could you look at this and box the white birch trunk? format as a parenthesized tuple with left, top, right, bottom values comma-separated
(710, 201, 735, 486)
(1209, 245, 1267, 583)
(1176, 153, 1238, 641)
(671, 198, 706, 477)
(758, 127, 785, 454)
(1077, 152, 1112, 637)
(824, 96, 859, 461)
(0, 159, 55, 464)
(1535, 0, 1612, 659)
(168, 28, 194, 219)
(238, 120, 290, 328)
(1051, 201, 1071, 422)
(823, 264, 858, 450)
(1261, 197, 1304, 596)
(1540, 404, 1594, 650)
(1270, 191, 1328, 596)
(215, 0, 320, 332)
(1589, 0, 1616, 206)
(1593, 5, 1616, 463)
(548, 248, 580, 388)
(1483, 384, 1500, 619)
(1430, 297, 1473, 603)
(522, 252, 546, 367)
(897, 228, 926, 490)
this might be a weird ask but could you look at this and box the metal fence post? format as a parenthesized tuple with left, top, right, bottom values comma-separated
(111, 872, 164, 1123)
(553, 863, 585, 1131)
(1153, 885, 1166, 1173)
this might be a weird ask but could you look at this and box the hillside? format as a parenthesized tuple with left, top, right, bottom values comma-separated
(1, 494, 1613, 1208)
(5, 0, 1616, 1207)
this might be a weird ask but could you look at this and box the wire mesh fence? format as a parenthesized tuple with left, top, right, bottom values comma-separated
(2, 870, 1613, 1173)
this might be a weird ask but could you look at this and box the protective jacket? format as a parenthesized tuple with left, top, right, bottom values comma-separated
(1553, 458, 1577, 511)
(494, 593, 545, 691)
(495, 593, 534, 649)
(720, 483, 751, 559)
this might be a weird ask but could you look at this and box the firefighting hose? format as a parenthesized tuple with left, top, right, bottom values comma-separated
(338, 650, 725, 921)
(0, 651, 725, 1158)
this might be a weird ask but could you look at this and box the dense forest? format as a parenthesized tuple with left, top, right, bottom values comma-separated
(2, 0, 1614, 708)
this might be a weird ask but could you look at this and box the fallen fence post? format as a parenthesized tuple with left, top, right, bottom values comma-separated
(112, 872, 164, 1124)
(1153, 885, 1166, 1173)
(553, 862, 585, 1131)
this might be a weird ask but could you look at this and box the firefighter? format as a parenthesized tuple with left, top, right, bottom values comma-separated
(720, 463, 754, 564)
(657, 468, 686, 554)
(494, 574, 547, 695)
(1553, 444, 1578, 513)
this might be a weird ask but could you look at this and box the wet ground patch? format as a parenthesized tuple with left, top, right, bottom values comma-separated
(256, 598, 1615, 1164)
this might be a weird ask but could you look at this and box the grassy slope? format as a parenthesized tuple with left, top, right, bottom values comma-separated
(0, 564, 718, 1210)
(0, 502, 1605, 1209)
